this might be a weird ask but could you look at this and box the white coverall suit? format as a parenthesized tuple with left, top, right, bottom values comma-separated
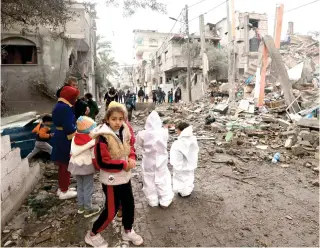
(136, 111, 174, 207)
(170, 126, 199, 196)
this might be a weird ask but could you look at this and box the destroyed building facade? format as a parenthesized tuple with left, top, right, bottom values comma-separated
(1, 3, 97, 115)
(215, 11, 268, 78)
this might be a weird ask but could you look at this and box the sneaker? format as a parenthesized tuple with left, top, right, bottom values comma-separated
(122, 229, 143, 246)
(85, 231, 108, 248)
(59, 190, 77, 200)
(178, 192, 191, 198)
(78, 206, 85, 214)
(84, 207, 101, 218)
(115, 211, 122, 222)
(57, 187, 76, 196)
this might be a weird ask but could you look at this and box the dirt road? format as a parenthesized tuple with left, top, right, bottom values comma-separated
(2, 107, 319, 247)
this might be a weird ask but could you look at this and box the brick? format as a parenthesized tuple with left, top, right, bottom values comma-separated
(2, 148, 21, 174)
(1, 135, 11, 158)
(11, 159, 30, 192)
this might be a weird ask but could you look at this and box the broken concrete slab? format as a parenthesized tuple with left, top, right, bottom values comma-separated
(281, 130, 298, 136)
(214, 103, 229, 114)
(285, 137, 294, 148)
(291, 145, 308, 157)
(297, 140, 312, 147)
(297, 118, 319, 129)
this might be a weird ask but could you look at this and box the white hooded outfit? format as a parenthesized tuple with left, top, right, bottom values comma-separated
(136, 111, 174, 207)
(170, 125, 199, 196)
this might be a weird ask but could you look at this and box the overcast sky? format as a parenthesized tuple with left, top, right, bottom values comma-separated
(94, 0, 320, 64)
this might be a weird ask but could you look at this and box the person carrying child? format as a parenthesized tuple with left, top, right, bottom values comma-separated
(170, 122, 199, 197)
(85, 104, 143, 248)
(68, 116, 101, 218)
(136, 111, 174, 208)
(27, 114, 54, 161)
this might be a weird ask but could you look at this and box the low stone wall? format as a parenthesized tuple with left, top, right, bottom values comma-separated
(1, 135, 42, 228)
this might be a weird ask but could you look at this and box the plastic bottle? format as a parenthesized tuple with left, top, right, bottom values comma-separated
(272, 152, 280, 163)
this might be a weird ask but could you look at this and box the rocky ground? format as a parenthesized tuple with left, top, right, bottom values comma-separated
(1, 102, 319, 247)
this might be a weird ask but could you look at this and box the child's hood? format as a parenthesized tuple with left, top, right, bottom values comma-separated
(176, 125, 198, 157)
(145, 111, 162, 130)
(71, 132, 95, 157)
(178, 125, 194, 138)
(90, 123, 116, 139)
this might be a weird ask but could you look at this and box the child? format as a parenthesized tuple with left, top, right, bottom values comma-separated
(68, 116, 101, 218)
(170, 122, 199, 197)
(136, 111, 174, 208)
(27, 114, 54, 160)
(106, 101, 136, 222)
(85, 93, 99, 121)
(85, 105, 143, 248)
(56, 77, 78, 98)
(125, 93, 136, 122)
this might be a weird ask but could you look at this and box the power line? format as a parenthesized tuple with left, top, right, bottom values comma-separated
(284, 0, 319, 13)
(154, 9, 184, 56)
(189, 0, 211, 8)
(189, 0, 227, 23)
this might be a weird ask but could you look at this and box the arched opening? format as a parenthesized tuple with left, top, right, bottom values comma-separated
(1, 37, 38, 65)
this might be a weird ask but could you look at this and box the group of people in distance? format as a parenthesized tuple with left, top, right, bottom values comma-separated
(26, 77, 198, 248)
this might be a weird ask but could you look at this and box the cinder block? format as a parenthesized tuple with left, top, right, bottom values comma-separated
(1, 136, 11, 158)
(1, 158, 8, 180)
(2, 148, 21, 174)
(19, 159, 30, 180)
(1, 174, 14, 201)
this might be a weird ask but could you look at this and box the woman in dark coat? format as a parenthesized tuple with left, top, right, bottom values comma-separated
(51, 86, 79, 200)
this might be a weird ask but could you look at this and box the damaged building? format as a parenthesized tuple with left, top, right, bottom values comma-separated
(1, 2, 96, 115)
(215, 11, 268, 78)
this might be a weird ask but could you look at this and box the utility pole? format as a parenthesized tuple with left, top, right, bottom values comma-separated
(226, 0, 235, 103)
(185, 5, 192, 102)
(199, 14, 207, 95)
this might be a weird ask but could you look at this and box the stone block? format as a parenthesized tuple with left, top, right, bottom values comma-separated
(285, 137, 294, 148)
(1, 157, 8, 180)
(1, 136, 11, 159)
(2, 148, 21, 174)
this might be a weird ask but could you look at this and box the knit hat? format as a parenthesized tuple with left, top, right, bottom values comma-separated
(60, 86, 80, 105)
(76, 116, 97, 134)
(108, 101, 125, 110)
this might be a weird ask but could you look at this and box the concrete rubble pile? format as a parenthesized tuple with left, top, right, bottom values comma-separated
(133, 90, 319, 172)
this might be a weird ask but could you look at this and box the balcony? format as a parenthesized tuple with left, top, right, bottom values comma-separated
(161, 56, 202, 72)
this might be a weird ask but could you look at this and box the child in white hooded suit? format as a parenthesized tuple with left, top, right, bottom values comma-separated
(170, 122, 199, 197)
(136, 111, 174, 207)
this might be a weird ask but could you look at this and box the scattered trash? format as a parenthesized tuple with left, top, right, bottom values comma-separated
(272, 152, 281, 163)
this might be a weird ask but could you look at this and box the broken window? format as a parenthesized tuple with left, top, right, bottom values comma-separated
(151, 59, 155, 67)
(157, 55, 162, 65)
(1, 45, 37, 65)
(164, 51, 168, 61)
(249, 19, 259, 28)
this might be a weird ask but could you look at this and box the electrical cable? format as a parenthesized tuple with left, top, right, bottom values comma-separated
(189, 0, 227, 23)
